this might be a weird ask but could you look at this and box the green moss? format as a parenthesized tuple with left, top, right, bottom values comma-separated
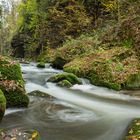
(47, 73, 81, 85)
(0, 90, 6, 121)
(121, 38, 133, 49)
(55, 34, 98, 63)
(58, 80, 73, 88)
(125, 73, 140, 89)
(0, 56, 29, 108)
(0, 85, 29, 108)
(0, 63, 24, 86)
(0, 63, 22, 80)
(37, 62, 45, 68)
(90, 73, 121, 91)
(63, 47, 140, 91)
(4, 92, 29, 108)
(37, 53, 46, 63)
(64, 67, 81, 76)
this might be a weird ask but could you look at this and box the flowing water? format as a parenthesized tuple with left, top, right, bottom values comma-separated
(1, 63, 140, 140)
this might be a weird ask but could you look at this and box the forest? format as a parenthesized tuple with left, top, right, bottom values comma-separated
(0, 0, 140, 140)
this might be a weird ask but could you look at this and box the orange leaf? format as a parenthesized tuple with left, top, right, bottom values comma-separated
(129, 129, 134, 134)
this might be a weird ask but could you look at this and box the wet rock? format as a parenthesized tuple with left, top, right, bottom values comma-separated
(58, 80, 73, 88)
(0, 55, 29, 107)
(36, 62, 45, 68)
(47, 73, 81, 87)
(28, 90, 53, 99)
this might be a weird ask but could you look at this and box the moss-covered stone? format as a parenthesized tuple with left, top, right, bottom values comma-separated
(0, 90, 6, 121)
(64, 47, 140, 90)
(0, 55, 29, 107)
(0, 57, 24, 85)
(47, 73, 81, 87)
(37, 62, 45, 68)
(58, 80, 73, 88)
(124, 119, 140, 140)
(90, 73, 121, 91)
(0, 87, 29, 108)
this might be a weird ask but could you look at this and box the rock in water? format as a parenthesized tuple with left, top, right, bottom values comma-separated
(47, 73, 81, 87)
(58, 80, 73, 88)
(37, 62, 45, 68)
(0, 55, 29, 107)
(28, 90, 53, 99)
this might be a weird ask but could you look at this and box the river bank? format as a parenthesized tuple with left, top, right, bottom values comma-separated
(0, 62, 140, 140)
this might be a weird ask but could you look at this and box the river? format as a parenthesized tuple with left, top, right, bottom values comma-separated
(0, 62, 140, 140)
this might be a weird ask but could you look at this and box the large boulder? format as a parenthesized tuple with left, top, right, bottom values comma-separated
(36, 62, 45, 68)
(0, 90, 6, 121)
(64, 47, 140, 90)
(0, 56, 29, 107)
(47, 73, 81, 87)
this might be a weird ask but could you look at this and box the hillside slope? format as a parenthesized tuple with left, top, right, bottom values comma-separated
(11, 0, 140, 90)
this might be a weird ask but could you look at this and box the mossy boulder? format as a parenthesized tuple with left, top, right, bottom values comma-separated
(0, 56, 29, 107)
(124, 119, 140, 140)
(37, 62, 45, 68)
(0, 85, 29, 108)
(58, 80, 73, 88)
(64, 47, 140, 90)
(0, 90, 6, 121)
(47, 73, 81, 87)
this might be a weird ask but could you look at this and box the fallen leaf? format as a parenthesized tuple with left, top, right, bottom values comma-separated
(129, 129, 134, 134)
(32, 131, 38, 138)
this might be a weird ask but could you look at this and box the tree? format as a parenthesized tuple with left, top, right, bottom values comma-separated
(0, 0, 20, 55)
